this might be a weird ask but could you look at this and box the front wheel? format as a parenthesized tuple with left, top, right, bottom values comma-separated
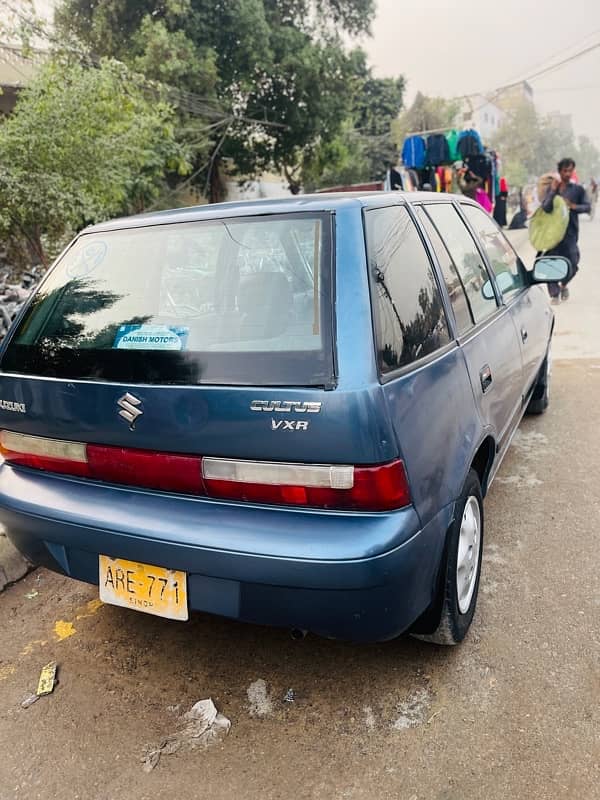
(412, 469, 484, 645)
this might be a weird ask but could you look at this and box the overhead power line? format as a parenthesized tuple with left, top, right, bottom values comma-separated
(458, 38, 600, 123)
(522, 41, 600, 84)
(500, 27, 600, 87)
(485, 41, 600, 104)
(534, 85, 600, 93)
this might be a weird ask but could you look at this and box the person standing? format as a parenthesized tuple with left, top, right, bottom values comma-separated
(457, 165, 483, 198)
(456, 165, 493, 211)
(493, 176, 509, 227)
(509, 188, 528, 229)
(540, 158, 590, 303)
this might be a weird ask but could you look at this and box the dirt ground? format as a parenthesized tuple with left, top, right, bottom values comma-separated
(0, 363, 598, 800)
(1, 227, 599, 800)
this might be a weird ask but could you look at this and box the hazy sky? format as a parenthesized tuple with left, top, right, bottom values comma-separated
(364, 0, 600, 146)
(27, 0, 600, 146)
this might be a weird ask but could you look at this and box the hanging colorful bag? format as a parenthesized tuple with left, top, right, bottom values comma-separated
(529, 195, 569, 251)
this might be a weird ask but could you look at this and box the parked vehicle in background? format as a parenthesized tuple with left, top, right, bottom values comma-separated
(0, 193, 569, 644)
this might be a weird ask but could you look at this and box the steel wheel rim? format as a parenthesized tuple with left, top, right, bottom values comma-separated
(546, 345, 552, 400)
(456, 496, 481, 614)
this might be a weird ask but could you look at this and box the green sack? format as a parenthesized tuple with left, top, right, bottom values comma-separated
(529, 195, 569, 251)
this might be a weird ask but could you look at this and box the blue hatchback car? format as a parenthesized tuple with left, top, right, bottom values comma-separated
(0, 193, 569, 643)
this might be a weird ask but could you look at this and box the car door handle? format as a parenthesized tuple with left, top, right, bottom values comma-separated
(521, 327, 528, 343)
(480, 365, 493, 393)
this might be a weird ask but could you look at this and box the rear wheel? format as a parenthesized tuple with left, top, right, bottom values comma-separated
(412, 469, 483, 645)
(526, 345, 551, 415)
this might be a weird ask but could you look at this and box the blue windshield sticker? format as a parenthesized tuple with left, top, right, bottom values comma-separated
(67, 240, 108, 278)
(113, 325, 189, 351)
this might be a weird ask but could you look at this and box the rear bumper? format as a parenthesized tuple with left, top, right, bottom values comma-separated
(0, 465, 451, 641)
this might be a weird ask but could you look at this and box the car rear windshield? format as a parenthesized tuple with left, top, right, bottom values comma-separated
(1, 213, 335, 386)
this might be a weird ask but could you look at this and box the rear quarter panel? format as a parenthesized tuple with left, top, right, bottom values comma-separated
(382, 347, 482, 526)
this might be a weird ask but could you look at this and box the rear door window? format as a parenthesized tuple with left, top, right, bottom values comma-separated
(414, 205, 474, 335)
(424, 203, 498, 325)
(1, 214, 334, 386)
(365, 205, 451, 375)
(461, 204, 527, 301)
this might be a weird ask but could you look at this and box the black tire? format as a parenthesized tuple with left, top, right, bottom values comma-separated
(526, 348, 551, 415)
(411, 469, 484, 645)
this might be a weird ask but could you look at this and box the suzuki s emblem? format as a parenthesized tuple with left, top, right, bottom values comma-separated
(117, 392, 143, 430)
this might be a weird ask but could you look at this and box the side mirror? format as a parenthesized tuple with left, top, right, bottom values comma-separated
(495, 270, 515, 294)
(481, 271, 513, 300)
(532, 256, 571, 283)
(481, 280, 495, 300)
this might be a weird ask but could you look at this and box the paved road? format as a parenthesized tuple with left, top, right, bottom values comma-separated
(507, 220, 600, 360)
(1, 220, 599, 800)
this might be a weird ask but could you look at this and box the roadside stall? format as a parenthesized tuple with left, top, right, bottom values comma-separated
(399, 127, 506, 221)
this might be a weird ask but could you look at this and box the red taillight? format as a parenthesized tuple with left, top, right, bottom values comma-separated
(0, 431, 90, 477)
(86, 445, 203, 495)
(351, 461, 411, 510)
(0, 430, 411, 512)
(203, 460, 410, 511)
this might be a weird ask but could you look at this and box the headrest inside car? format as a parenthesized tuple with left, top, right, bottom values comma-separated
(238, 271, 292, 340)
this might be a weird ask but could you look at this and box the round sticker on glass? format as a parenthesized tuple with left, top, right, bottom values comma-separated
(67, 240, 108, 278)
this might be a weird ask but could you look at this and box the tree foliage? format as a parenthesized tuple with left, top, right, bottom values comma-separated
(492, 101, 600, 187)
(573, 135, 600, 182)
(353, 70, 405, 180)
(392, 92, 460, 145)
(0, 58, 189, 264)
(54, 0, 381, 197)
(302, 54, 404, 190)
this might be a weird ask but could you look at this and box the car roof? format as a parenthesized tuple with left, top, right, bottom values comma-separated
(83, 192, 469, 234)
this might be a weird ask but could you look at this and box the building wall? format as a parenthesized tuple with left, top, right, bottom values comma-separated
(495, 81, 535, 114)
(461, 95, 505, 143)
(0, 42, 45, 115)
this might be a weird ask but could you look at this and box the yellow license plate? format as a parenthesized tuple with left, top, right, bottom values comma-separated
(99, 555, 188, 621)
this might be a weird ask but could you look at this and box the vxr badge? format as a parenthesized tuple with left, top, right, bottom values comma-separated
(117, 392, 143, 430)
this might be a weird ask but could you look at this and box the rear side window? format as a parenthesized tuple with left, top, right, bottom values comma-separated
(365, 205, 450, 375)
(414, 205, 473, 334)
(1, 214, 334, 386)
(424, 204, 498, 325)
(461, 204, 527, 300)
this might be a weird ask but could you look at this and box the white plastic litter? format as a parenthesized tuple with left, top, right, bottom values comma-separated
(142, 698, 230, 772)
(246, 679, 274, 717)
(21, 692, 40, 709)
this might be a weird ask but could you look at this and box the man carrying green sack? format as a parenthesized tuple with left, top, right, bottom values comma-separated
(530, 158, 591, 304)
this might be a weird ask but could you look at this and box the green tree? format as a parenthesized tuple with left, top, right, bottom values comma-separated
(353, 70, 405, 180)
(492, 101, 600, 187)
(54, 0, 378, 199)
(574, 135, 600, 182)
(0, 57, 189, 265)
(392, 92, 459, 146)
(302, 56, 404, 190)
(491, 101, 540, 186)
